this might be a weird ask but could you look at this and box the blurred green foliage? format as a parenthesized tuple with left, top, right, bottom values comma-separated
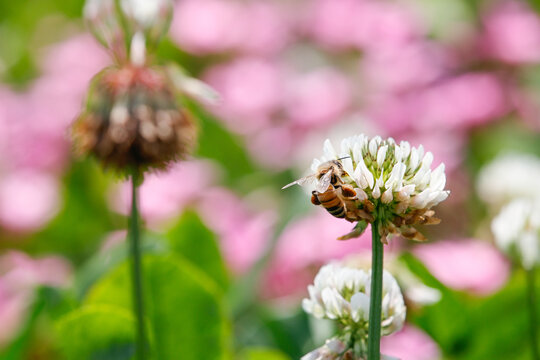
(86, 255, 232, 360)
(56, 305, 137, 360)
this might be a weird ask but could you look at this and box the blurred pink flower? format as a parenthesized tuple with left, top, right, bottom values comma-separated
(400, 131, 465, 173)
(0, 251, 72, 289)
(305, 0, 363, 49)
(381, 325, 441, 360)
(0, 171, 61, 233)
(263, 210, 373, 297)
(239, 2, 291, 55)
(0, 35, 107, 173)
(306, 0, 423, 51)
(35, 34, 108, 132)
(2, 92, 69, 172)
(414, 239, 510, 295)
(111, 160, 216, 225)
(0, 251, 71, 347)
(353, 1, 424, 51)
(420, 73, 509, 128)
(171, 0, 244, 54)
(197, 188, 275, 273)
(0, 88, 18, 170)
(482, 1, 540, 64)
(284, 68, 352, 128)
(204, 58, 283, 133)
(247, 125, 295, 170)
(0, 284, 26, 348)
(361, 42, 447, 94)
(373, 72, 508, 133)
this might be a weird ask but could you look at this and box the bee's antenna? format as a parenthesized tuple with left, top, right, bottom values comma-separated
(337, 156, 351, 161)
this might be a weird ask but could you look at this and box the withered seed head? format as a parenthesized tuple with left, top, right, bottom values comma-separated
(72, 64, 196, 172)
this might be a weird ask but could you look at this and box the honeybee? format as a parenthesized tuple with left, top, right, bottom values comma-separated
(282, 159, 374, 226)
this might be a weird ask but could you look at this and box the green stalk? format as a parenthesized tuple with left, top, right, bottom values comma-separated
(129, 171, 147, 360)
(367, 221, 383, 360)
(526, 268, 539, 360)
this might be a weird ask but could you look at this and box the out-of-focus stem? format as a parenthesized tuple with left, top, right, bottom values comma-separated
(526, 268, 539, 360)
(129, 171, 147, 360)
(367, 221, 383, 360)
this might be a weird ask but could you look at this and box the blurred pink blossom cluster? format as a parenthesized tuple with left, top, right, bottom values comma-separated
(0, 35, 108, 233)
(168, 2, 535, 325)
(0, 251, 71, 347)
(264, 210, 372, 298)
(170, 0, 540, 172)
(381, 325, 441, 360)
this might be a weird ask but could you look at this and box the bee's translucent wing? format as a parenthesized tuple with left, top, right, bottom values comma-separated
(282, 175, 316, 190)
(316, 170, 333, 193)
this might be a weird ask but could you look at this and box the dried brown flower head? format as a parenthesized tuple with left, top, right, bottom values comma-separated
(72, 64, 196, 172)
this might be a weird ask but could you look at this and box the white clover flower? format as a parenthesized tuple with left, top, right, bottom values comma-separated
(492, 198, 540, 270)
(477, 153, 540, 208)
(308, 135, 449, 241)
(302, 263, 406, 336)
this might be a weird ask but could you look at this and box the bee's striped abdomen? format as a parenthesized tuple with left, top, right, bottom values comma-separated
(314, 190, 346, 218)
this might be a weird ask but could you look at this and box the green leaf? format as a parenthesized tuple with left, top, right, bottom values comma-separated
(239, 347, 291, 360)
(73, 233, 167, 300)
(56, 305, 136, 360)
(167, 211, 229, 290)
(86, 255, 232, 360)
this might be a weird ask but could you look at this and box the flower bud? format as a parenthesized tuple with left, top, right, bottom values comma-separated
(84, 0, 173, 61)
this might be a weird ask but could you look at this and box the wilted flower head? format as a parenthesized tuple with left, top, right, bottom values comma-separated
(477, 153, 540, 208)
(72, 64, 196, 172)
(303, 263, 406, 336)
(297, 135, 449, 241)
(84, 0, 173, 61)
(492, 198, 540, 270)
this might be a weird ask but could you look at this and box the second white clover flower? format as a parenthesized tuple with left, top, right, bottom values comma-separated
(302, 263, 406, 336)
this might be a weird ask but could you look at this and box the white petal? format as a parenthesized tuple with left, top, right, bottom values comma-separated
(369, 137, 379, 157)
(381, 188, 393, 203)
(355, 188, 368, 201)
(430, 163, 446, 190)
(400, 141, 411, 159)
(377, 145, 388, 167)
(351, 292, 370, 321)
(323, 139, 337, 159)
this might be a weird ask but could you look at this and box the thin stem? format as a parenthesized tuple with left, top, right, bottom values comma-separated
(526, 268, 539, 360)
(129, 171, 147, 359)
(367, 221, 383, 360)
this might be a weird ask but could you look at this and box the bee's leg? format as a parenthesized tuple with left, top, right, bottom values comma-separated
(337, 220, 368, 241)
(311, 191, 321, 205)
(339, 184, 357, 198)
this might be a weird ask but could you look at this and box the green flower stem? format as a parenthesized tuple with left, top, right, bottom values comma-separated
(526, 268, 539, 360)
(367, 220, 383, 360)
(129, 171, 147, 360)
